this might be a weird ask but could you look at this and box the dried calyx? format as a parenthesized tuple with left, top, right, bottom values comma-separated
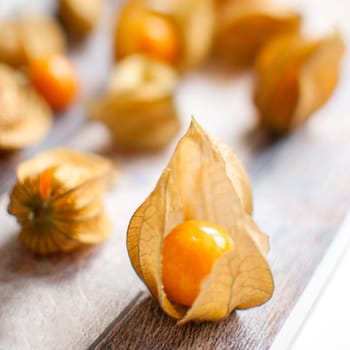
(127, 119, 274, 324)
(8, 148, 116, 255)
(90, 54, 180, 150)
(148, 0, 215, 70)
(0, 64, 52, 150)
(114, 0, 181, 65)
(0, 14, 66, 67)
(214, 0, 301, 67)
(58, 0, 103, 37)
(254, 31, 345, 134)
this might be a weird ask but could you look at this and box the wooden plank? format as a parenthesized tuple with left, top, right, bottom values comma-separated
(270, 212, 350, 349)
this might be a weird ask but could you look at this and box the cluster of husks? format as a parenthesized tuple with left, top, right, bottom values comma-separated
(112, 0, 345, 139)
(214, 0, 345, 134)
(0, 64, 52, 149)
(2, 0, 345, 325)
(108, 0, 217, 149)
(8, 149, 115, 255)
(127, 120, 274, 323)
(0, 14, 71, 150)
(91, 55, 180, 150)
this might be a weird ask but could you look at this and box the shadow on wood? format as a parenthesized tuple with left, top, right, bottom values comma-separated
(90, 295, 260, 350)
(240, 123, 286, 156)
(0, 233, 104, 281)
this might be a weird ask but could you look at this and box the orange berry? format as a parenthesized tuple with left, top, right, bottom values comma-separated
(115, 4, 180, 64)
(162, 220, 233, 307)
(39, 166, 57, 201)
(137, 13, 180, 63)
(28, 54, 79, 111)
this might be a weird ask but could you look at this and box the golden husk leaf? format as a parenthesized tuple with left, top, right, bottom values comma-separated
(254, 31, 345, 134)
(0, 64, 52, 149)
(127, 119, 274, 323)
(148, 0, 215, 70)
(8, 148, 116, 255)
(90, 54, 180, 150)
(214, 0, 301, 67)
(58, 0, 103, 36)
(0, 15, 66, 67)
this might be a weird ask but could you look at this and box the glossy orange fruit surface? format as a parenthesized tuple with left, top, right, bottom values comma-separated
(162, 220, 233, 307)
(29, 54, 79, 111)
(115, 4, 180, 64)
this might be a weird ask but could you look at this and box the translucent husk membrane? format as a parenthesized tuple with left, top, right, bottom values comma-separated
(90, 54, 180, 150)
(148, 0, 215, 70)
(58, 0, 103, 36)
(127, 119, 274, 324)
(0, 63, 52, 150)
(0, 14, 66, 67)
(214, 0, 301, 67)
(115, 0, 181, 65)
(8, 148, 116, 255)
(254, 31, 345, 134)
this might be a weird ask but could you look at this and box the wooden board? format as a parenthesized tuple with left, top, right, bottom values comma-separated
(1, 1, 350, 349)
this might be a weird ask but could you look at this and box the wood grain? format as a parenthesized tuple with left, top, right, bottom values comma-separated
(1, 1, 350, 349)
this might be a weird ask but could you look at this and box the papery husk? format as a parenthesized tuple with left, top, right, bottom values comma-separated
(148, 0, 215, 70)
(90, 54, 180, 150)
(0, 64, 52, 149)
(8, 148, 116, 255)
(127, 119, 274, 323)
(0, 15, 66, 67)
(209, 136, 253, 215)
(254, 31, 345, 134)
(214, 0, 301, 67)
(58, 0, 103, 36)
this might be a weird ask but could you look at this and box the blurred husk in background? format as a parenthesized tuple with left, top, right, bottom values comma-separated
(90, 54, 180, 151)
(254, 31, 345, 135)
(58, 0, 104, 38)
(0, 14, 66, 68)
(115, 0, 215, 71)
(213, 0, 301, 68)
